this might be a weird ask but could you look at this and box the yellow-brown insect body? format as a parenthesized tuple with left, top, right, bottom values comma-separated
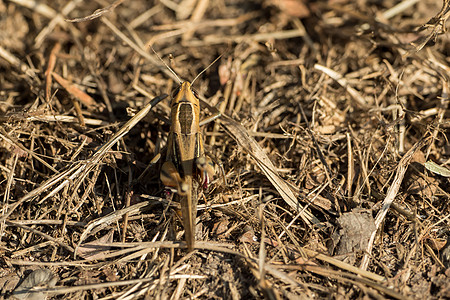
(170, 82, 201, 136)
(161, 81, 204, 251)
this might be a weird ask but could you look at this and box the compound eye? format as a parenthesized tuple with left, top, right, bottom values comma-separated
(190, 87, 199, 99)
(171, 86, 181, 99)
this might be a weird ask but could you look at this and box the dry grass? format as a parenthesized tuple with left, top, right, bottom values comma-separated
(1, 0, 450, 299)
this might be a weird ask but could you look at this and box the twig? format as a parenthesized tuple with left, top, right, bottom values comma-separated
(360, 137, 430, 270)
(184, 29, 306, 46)
(101, 17, 178, 82)
(182, 0, 209, 40)
(381, 0, 420, 20)
(65, 0, 126, 22)
(0, 45, 38, 80)
(0, 95, 166, 222)
(52, 72, 96, 107)
(6, 221, 75, 253)
(44, 43, 61, 103)
(314, 64, 367, 107)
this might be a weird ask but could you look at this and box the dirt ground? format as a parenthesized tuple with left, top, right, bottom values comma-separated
(1, 0, 449, 299)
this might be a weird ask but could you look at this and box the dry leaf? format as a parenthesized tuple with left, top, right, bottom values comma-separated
(212, 218, 230, 239)
(52, 72, 96, 107)
(332, 209, 376, 264)
(76, 229, 114, 260)
(12, 269, 58, 300)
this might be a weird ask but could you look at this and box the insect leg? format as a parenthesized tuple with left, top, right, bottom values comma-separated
(160, 161, 189, 195)
(195, 156, 215, 189)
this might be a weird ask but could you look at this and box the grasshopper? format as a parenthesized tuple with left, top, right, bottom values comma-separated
(160, 81, 214, 251)
(156, 54, 221, 251)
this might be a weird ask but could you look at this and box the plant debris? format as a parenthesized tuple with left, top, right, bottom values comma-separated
(1, 0, 449, 298)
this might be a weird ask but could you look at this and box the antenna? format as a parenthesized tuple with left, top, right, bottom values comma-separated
(191, 51, 227, 86)
(150, 46, 182, 84)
